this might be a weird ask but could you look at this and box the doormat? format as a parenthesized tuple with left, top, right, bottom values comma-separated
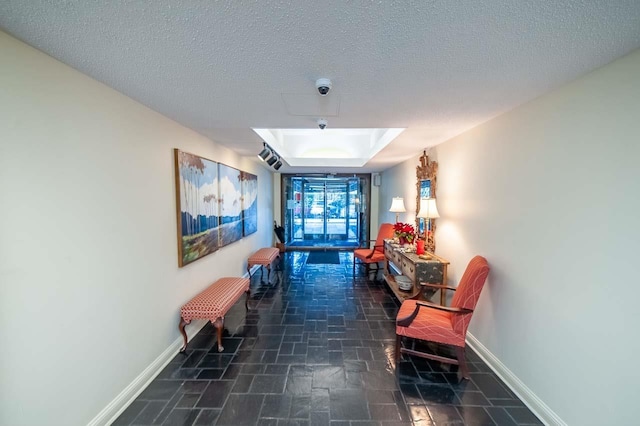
(288, 240, 359, 248)
(306, 251, 341, 264)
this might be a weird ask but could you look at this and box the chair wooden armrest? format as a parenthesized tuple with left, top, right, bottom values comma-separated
(420, 282, 457, 291)
(396, 300, 473, 327)
(417, 300, 472, 314)
(357, 239, 375, 248)
(365, 243, 385, 259)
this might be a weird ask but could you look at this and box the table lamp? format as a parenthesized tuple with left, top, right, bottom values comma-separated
(416, 198, 439, 253)
(389, 197, 406, 223)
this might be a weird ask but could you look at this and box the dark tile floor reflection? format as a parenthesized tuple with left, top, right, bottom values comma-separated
(114, 252, 542, 426)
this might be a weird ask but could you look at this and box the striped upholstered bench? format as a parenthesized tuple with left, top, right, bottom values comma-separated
(247, 247, 280, 280)
(178, 277, 250, 352)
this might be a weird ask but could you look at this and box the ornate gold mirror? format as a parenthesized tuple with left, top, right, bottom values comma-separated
(415, 151, 438, 253)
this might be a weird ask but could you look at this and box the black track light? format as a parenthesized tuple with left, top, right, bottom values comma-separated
(258, 142, 283, 170)
(257, 147, 270, 161)
(257, 142, 271, 161)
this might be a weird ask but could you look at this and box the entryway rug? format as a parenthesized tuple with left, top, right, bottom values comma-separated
(306, 251, 341, 264)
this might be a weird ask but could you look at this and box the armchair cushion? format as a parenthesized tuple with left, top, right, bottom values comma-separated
(396, 300, 465, 347)
(353, 248, 386, 263)
(353, 223, 395, 280)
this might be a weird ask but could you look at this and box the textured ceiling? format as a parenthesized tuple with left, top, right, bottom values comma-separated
(2, 1, 640, 173)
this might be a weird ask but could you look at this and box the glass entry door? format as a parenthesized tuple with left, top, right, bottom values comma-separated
(283, 175, 370, 248)
(302, 179, 349, 241)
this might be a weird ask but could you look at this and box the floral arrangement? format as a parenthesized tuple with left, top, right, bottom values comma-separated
(394, 222, 416, 244)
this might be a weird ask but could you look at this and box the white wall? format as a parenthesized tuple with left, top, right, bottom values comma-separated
(0, 32, 274, 426)
(369, 182, 380, 237)
(379, 150, 434, 227)
(381, 49, 640, 425)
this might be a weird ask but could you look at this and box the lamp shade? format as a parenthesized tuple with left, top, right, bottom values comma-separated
(416, 198, 439, 219)
(389, 197, 406, 213)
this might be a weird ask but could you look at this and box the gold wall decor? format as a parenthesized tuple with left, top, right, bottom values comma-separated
(415, 151, 438, 253)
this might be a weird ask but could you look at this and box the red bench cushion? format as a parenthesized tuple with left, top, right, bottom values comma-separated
(180, 277, 250, 323)
(248, 247, 279, 267)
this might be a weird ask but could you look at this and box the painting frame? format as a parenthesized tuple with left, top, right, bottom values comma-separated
(174, 149, 221, 267)
(241, 171, 258, 236)
(217, 162, 244, 248)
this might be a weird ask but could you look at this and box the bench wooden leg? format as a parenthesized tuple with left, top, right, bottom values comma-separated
(213, 317, 224, 352)
(178, 318, 188, 352)
(245, 288, 250, 311)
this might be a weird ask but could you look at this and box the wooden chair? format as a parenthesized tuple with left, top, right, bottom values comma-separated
(353, 223, 395, 280)
(395, 255, 490, 380)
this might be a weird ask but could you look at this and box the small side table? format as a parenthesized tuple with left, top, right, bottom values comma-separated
(383, 240, 450, 305)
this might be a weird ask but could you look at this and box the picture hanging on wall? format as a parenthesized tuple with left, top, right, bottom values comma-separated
(218, 163, 243, 247)
(241, 171, 258, 236)
(174, 149, 220, 267)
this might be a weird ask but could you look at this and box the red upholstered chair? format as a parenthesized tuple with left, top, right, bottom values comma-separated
(395, 255, 490, 380)
(353, 223, 395, 280)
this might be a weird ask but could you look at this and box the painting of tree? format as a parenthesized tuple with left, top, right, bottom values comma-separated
(217, 163, 243, 247)
(174, 149, 220, 266)
(241, 171, 258, 236)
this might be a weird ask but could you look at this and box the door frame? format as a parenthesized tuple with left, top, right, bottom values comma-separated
(280, 174, 372, 249)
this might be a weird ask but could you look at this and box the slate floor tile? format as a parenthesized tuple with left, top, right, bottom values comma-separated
(310, 411, 329, 426)
(261, 394, 293, 418)
(180, 380, 208, 394)
(193, 409, 220, 425)
(217, 394, 264, 425)
(329, 389, 369, 421)
(112, 400, 147, 425)
(286, 375, 313, 394)
(311, 388, 330, 411)
(408, 405, 434, 423)
(195, 381, 234, 408)
(138, 380, 182, 401)
(161, 408, 200, 426)
(471, 374, 515, 399)
(130, 400, 167, 425)
(369, 404, 403, 421)
(485, 407, 518, 426)
(195, 369, 223, 380)
(250, 374, 287, 393)
(114, 253, 541, 426)
(179, 350, 207, 369)
(175, 393, 200, 409)
(290, 395, 311, 419)
(456, 406, 497, 426)
(427, 404, 463, 424)
(456, 390, 491, 406)
(505, 406, 544, 425)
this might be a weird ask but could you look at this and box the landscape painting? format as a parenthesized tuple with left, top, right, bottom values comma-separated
(218, 163, 243, 247)
(174, 149, 220, 267)
(241, 171, 258, 236)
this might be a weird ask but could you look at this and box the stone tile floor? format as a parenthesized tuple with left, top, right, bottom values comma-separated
(114, 252, 542, 426)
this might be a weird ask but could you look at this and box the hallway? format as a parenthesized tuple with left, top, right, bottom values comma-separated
(114, 252, 541, 426)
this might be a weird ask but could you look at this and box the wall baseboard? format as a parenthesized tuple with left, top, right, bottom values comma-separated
(466, 333, 566, 426)
(89, 270, 258, 426)
(87, 319, 208, 426)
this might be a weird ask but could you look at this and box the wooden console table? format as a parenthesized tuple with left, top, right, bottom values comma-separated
(383, 240, 450, 305)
